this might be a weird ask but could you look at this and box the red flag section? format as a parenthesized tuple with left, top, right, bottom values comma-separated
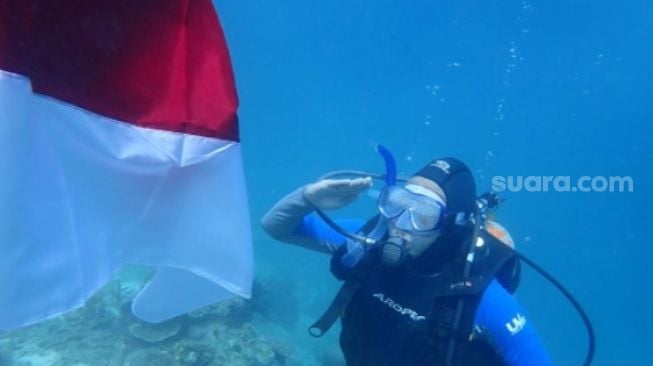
(0, 0, 252, 331)
(0, 0, 239, 140)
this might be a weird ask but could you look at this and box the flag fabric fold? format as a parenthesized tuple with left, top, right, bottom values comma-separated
(0, 0, 252, 331)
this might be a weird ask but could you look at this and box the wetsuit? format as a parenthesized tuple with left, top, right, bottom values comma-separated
(262, 188, 554, 366)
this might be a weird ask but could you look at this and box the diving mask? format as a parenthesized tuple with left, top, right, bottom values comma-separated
(378, 184, 446, 234)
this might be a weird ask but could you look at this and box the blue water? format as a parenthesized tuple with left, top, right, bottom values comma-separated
(217, 0, 653, 365)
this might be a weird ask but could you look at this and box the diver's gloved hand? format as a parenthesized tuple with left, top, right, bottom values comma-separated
(303, 177, 372, 210)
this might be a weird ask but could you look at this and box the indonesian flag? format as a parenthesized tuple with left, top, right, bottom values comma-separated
(0, 0, 252, 331)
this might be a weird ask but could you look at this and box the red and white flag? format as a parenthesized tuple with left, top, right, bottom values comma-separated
(0, 0, 252, 330)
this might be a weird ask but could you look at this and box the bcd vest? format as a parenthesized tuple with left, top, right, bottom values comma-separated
(337, 230, 519, 366)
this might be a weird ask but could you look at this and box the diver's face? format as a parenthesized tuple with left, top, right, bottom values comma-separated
(379, 177, 446, 259)
(388, 220, 441, 258)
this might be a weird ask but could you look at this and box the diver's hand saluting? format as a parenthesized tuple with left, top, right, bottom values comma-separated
(303, 177, 373, 210)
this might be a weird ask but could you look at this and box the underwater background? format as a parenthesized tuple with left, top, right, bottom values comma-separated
(228, 0, 652, 365)
(2, 0, 651, 365)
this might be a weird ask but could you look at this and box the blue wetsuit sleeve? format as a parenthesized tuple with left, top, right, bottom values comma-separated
(474, 280, 554, 366)
(293, 213, 365, 250)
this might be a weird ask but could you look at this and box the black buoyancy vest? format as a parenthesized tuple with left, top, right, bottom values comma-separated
(338, 230, 518, 366)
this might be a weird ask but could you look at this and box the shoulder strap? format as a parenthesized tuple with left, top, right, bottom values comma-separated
(435, 230, 519, 298)
(310, 216, 383, 337)
(309, 281, 361, 337)
(429, 230, 519, 341)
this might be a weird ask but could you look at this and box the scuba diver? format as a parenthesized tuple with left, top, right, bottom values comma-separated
(261, 151, 555, 365)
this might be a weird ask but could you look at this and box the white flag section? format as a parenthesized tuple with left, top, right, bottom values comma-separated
(0, 71, 253, 330)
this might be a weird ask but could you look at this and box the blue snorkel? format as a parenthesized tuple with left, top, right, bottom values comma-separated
(377, 144, 397, 187)
(376, 145, 416, 266)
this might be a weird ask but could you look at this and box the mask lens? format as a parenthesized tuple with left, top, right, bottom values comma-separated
(409, 204, 442, 231)
(378, 187, 410, 218)
(378, 186, 445, 232)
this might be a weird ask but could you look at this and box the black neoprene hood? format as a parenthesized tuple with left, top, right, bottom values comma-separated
(412, 157, 477, 218)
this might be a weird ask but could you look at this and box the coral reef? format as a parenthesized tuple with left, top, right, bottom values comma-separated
(128, 320, 182, 343)
(123, 348, 176, 366)
(0, 269, 297, 366)
(187, 297, 250, 326)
